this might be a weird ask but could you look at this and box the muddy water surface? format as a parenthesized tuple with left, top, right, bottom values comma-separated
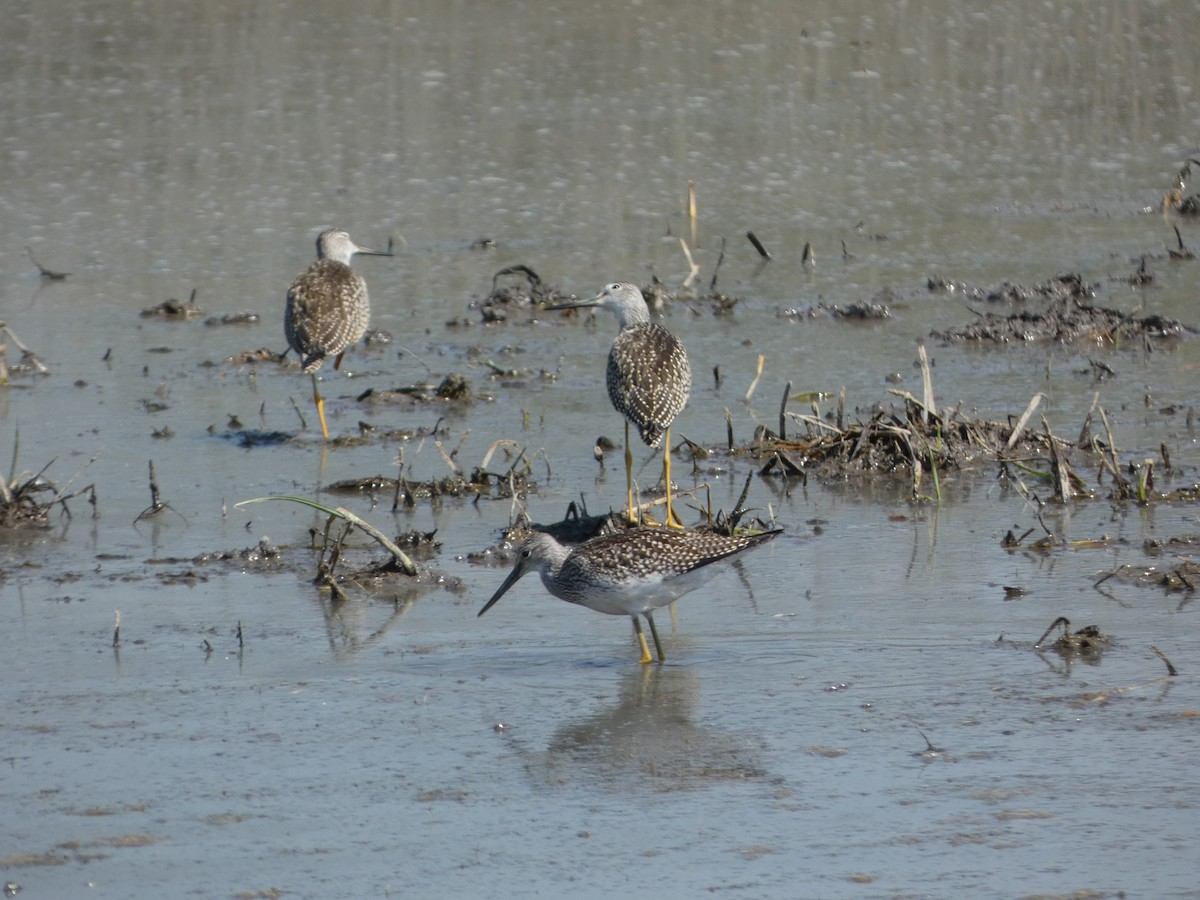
(3, 2, 1200, 898)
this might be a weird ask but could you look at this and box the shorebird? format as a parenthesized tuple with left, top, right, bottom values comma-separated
(547, 282, 692, 526)
(478, 526, 781, 664)
(284, 228, 391, 439)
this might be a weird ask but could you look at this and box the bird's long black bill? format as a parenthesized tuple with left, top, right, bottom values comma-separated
(478, 565, 525, 618)
(544, 293, 602, 312)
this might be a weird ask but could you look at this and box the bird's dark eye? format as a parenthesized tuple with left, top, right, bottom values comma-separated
(521, 549, 532, 559)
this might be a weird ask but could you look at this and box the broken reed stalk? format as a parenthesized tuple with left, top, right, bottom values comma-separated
(1041, 416, 1073, 501)
(779, 381, 791, 440)
(724, 408, 734, 451)
(678, 238, 701, 288)
(709, 235, 726, 291)
(112, 609, 121, 648)
(746, 231, 771, 260)
(688, 180, 697, 245)
(1096, 406, 1133, 497)
(234, 496, 417, 576)
(1005, 392, 1045, 452)
(744, 355, 765, 404)
(917, 343, 935, 425)
(435, 439, 463, 477)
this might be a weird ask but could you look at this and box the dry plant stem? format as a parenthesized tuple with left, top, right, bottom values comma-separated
(678, 238, 701, 288)
(725, 408, 734, 451)
(1005, 393, 1045, 452)
(744, 354, 765, 404)
(480, 438, 520, 472)
(688, 180, 697, 245)
(1042, 416, 1073, 501)
(334, 506, 417, 575)
(917, 343, 935, 424)
(435, 440, 463, 477)
(236, 621, 244, 649)
(112, 610, 121, 648)
(236, 496, 417, 575)
(1097, 406, 1132, 496)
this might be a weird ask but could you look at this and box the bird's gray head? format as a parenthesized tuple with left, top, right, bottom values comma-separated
(477, 532, 568, 618)
(314, 228, 390, 265)
(546, 281, 650, 329)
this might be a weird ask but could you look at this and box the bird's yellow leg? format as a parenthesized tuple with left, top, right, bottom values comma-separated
(664, 426, 684, 528)
(624, 420, 637, 524)
(631, 616, 654, 665)
(312, 372, 331, 440)
(645, 611, 665, 663)
(663, 424, 682, 624)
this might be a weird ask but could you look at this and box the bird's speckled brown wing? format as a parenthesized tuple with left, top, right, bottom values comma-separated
(564, 527, 775, 588)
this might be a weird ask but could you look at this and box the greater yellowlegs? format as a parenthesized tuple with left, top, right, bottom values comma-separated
(285, 228, 391, 439)
(547, 283, 692, 525)
(478, 526, 781, 664)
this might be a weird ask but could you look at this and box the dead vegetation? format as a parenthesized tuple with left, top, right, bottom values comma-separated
(730, 364, 1194, 513)
(0, 443, 96, 529)
(928, 273, 1197, 344)
(1159, 155, 1200, 216)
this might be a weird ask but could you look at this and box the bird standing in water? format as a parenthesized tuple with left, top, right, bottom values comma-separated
(285, 228, 391, 439)
(478, 526, 781, 664)
(548, 282, 692, 526)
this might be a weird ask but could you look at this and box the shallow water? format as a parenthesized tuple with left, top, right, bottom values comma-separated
(3, 2, 1200, 898)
